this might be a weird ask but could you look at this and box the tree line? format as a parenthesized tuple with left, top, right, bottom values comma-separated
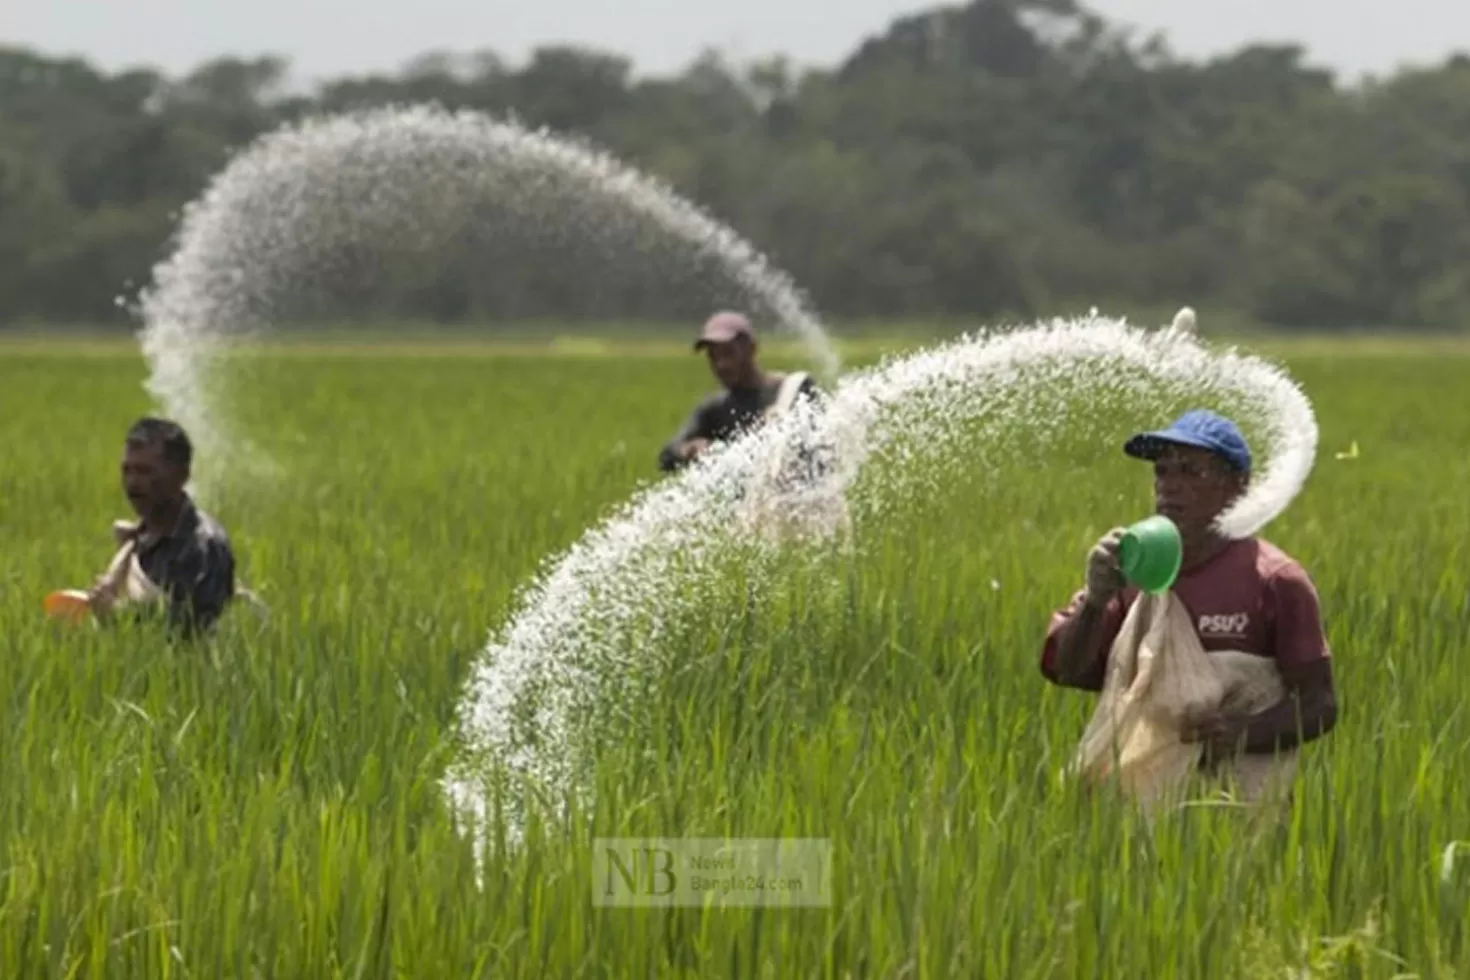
(3, 0, 1469, 333)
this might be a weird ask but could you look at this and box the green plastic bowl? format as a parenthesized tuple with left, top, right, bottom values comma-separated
(1119, 515, 1183, 594)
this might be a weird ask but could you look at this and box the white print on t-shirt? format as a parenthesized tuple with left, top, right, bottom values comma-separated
(1198, 612, 1250, 638)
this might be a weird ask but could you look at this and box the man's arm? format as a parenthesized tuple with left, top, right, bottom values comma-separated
(658, 400, 714, 473)
(1243, 565, 1337, 752)
(1232, 660, 1336, 754)
(1040, 529, 1128, 690)
(1193, 564, 1338, 758)
(1040, 589, 1124, 691)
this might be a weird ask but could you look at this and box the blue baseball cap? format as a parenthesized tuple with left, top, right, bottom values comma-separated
(1123, 409, 1252, 473)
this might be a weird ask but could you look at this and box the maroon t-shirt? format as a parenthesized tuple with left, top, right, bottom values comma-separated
(1040, 536, 1331, 691)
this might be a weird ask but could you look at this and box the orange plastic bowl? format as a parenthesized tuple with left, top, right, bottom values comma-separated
(43, 589, 92, 623)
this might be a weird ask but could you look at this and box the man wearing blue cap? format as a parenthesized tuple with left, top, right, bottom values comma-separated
(1041, 409, 1338, 772)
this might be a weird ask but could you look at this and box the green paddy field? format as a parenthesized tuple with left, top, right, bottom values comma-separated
(1, 329, 1466, 978)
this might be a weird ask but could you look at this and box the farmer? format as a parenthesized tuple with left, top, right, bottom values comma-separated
(1040, 409, 1338, 771)
(86, 417, 237, 636)
(657, 311, 823, 473)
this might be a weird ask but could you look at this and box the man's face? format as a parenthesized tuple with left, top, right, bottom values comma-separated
(1151, 444, 1246, 537)
(704, 337, 753, 389)
(122, 440, 185, 518)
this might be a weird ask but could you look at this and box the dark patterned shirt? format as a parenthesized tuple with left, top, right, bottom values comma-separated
(124, 497, 237, 635)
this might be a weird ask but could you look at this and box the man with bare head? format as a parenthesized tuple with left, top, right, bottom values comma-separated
(88, 417, 237, 636)
(1041, 409, 1338, 771)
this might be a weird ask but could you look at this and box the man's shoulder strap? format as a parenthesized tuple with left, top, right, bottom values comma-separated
(767, 370, 811, 418)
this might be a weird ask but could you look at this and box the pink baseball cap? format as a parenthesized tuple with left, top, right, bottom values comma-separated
(693, 311, 754, 350)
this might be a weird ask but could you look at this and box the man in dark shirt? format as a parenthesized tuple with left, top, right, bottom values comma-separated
(658, 311, 824, 473)
(88, 417, 237, 636)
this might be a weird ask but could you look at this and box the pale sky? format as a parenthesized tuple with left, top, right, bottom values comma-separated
(6, 0, 1465, 87)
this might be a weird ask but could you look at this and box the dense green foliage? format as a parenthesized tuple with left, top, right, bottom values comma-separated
(5, 0, 1470, 331)
(1, 335, 1466, 976)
